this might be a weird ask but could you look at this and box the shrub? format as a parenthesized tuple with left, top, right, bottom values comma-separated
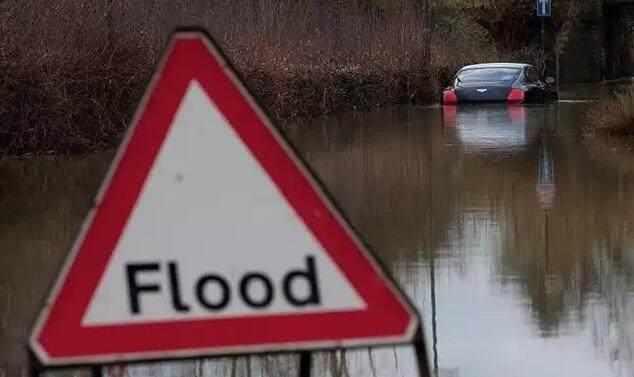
(0, 0, 438, 154)
(0, 0, 502, 155)
(586, 87, 634, 138)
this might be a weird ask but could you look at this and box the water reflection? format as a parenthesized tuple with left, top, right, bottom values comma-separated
(442, 104, 539, 154)
(3, 101, 634, 376)
(536, 130, 555, 210)
(287, 104, 634, 376)
(0, 155, 112, 377)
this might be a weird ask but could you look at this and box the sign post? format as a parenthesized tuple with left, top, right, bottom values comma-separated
(536, 0, 551, 17)
(537, 0, 552, 76)
(29, 30, 430, 377)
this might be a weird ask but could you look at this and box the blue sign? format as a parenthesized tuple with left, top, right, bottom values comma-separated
(537, 0, 551, 17)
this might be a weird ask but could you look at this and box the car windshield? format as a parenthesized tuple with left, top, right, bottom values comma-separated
(456, 68, 521, 84)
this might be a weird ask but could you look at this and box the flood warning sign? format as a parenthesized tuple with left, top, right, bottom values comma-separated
(30, 31, 417, 366)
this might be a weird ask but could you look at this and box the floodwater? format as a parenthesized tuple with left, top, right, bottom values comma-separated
(3, 91, 634, 376)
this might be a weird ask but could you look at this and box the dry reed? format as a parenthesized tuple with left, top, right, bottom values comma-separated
(0, 0, 437, 154)
(586, 87, 634, 138)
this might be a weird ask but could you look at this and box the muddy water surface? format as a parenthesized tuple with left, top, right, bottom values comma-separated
(3, 97, 634, 377)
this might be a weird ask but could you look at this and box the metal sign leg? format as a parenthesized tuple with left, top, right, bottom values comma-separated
(299, 352, 312, 377)
(91, 365, 104, 377)
(413, 326, 433, 377)
(28, 350, 42, 377)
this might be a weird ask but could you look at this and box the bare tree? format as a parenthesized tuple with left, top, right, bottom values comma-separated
(470, 0, 533, 54)
(553, 0, 581, 92)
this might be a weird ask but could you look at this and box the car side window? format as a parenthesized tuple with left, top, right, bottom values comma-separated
(526, 67, 539, 83)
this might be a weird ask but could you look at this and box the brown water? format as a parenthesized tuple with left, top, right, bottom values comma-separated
(3, 98, 634, 377)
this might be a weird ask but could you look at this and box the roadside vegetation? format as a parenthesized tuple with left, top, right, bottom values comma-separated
(582, 86, 634, 175)
(0, 0, 581, 155)
(586, 87, 634, 140)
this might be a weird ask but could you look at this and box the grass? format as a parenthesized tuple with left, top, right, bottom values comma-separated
(585, 87, 634, 140)
(0, 0, 498, 155)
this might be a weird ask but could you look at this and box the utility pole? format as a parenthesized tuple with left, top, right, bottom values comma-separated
(541, 16, 546, 76)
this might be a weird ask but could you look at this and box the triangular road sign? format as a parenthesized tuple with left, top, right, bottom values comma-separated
(30, 31, 418, 366)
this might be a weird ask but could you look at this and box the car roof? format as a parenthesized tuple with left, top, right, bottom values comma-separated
(458, 63, 532, 72)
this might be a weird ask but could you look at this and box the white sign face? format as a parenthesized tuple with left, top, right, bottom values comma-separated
(30, 32, 417, 366)
(83, 82, 366, 325)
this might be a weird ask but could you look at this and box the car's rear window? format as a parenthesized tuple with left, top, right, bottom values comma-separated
(457, 68, 521, 84)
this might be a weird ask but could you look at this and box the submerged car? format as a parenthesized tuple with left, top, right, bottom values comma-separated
(443, 63, 556, 105)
